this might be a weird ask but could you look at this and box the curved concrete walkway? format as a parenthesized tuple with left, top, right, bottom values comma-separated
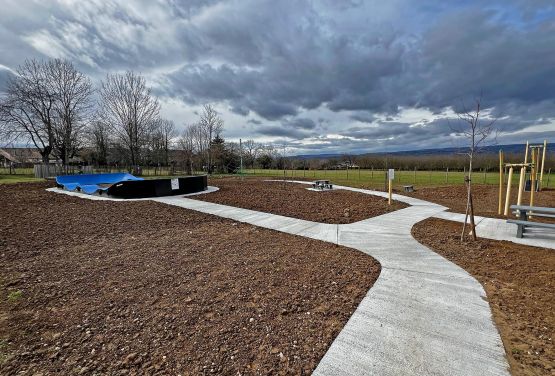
(49, 184, 511, 375)
(153, 184, 510, 376)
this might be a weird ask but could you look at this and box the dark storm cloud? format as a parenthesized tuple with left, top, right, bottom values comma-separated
(284, 118, 317, 130)
(1, 0, 554, 153)
(159, 0, 555, 135)
(256, 125, 312, 139)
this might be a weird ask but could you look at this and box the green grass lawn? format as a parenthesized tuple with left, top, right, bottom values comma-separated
(238, 168, 554, 190)
(0, 174, 45, 184)
(2, 168, 552, 190)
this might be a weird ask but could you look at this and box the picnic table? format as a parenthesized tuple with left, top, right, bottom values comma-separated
(507, 205, 555, 238)
(312, 180, 333, 190)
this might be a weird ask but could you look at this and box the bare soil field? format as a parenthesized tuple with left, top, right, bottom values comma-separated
(412, 218, 554, 376)
(407, 185, 555, 218)
(0, 182, 380, 375)
(195, 177, 407, 224)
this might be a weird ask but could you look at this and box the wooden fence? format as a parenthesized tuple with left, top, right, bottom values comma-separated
(33, 164, 93, 178)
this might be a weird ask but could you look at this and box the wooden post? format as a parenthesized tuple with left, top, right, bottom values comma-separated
(388, 176, 392, 205)
(517, 166, 525, 209)
(524, 141, 529, 163)
(498, 150, 504, 215)
(504, 166, 513, 216)
(540, 139, 547, 190)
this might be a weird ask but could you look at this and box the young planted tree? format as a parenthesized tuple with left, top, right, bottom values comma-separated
(453, 96, 497, 241)
(98, 71, 160, 166)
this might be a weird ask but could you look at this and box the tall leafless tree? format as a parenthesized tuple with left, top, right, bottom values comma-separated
(198, 104, 223, 173)
(179, 123, 199, 175)
(452, 96, 497, 241)
(150, 118, 176, 165)
(98, 71, 160, 166)
(87, 120, 111, 165)
(0, 59, 57, 162)
(47, 59, 93, 164)
(242, 139, 261, 168)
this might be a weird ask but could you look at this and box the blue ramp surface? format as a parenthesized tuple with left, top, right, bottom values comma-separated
(56, 173, 143, 195)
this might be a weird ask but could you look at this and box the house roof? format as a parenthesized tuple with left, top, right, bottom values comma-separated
(0, 148, 42, 163)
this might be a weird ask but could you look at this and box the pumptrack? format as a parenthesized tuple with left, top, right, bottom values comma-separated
(56, 173, 207, 198)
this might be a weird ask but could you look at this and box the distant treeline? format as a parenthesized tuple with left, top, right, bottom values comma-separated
(283, 152, 554, 172)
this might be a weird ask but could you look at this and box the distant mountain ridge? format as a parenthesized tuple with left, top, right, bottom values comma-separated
(293, 143, 552, 159)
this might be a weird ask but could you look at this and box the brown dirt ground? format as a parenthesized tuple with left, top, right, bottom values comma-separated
(407, 185, 555, 218)
(195, 177, 407, 224)
(0, 182, 380, 375)
(412, 218, 554, 376)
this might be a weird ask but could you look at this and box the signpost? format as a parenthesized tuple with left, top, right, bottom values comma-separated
(388, 169, 394, 205)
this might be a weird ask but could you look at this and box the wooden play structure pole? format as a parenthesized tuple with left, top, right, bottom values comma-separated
(498, 150, 504, 215)
(524, 141, 529, 163)
(540, 139, 547, 190)
(517, 166, 525, 208)
(530, 148, 536, 208)
(504, 166, 513, 216)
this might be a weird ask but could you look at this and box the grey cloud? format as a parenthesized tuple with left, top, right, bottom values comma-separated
(1, 0, 554, 154)
(256, 125, 313, 139)
(284, 118, 317, 130)
(0, 66, 15, 93)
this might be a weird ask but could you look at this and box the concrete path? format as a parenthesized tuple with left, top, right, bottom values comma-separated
(152, 194, 510, 375)
(280, 180, 555, 250)
(434, 211, 555, 250)
(49, 185, 511, 375)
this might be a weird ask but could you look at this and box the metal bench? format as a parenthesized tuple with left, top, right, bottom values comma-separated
(403, 185, 414, 193)
(507, 205, 555, 238)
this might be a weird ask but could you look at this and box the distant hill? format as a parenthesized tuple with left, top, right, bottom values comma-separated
(293, 143, 551, 159)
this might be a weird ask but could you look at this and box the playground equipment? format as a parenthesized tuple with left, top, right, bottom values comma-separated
(56, 173, 208, 198)
(499, 140, 548, 216)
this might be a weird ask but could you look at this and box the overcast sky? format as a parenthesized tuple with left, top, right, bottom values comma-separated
(1, 0, 554, 154)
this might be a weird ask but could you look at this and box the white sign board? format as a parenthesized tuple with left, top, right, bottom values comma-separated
(171, 178, 179, 190)
(388, 169, 395, 180)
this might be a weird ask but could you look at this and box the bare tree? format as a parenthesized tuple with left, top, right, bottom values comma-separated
(242, 139, 261, 168)
(198, 104, 223, 173)
(47, 59, 93, 164)
(98, 71, 160, 166)
(179, 123, 199, 175)
(452, 96, 497, 241)
(0, 59, 57, 162)
(150, 118, 176, 165)
(87, 120, 111, 165)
